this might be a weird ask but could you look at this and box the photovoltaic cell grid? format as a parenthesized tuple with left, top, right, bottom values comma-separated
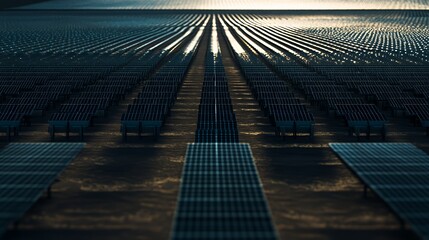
(171, 143, 277, 239)
(329, 143, 429, 240)
(0, 142, 85, 236)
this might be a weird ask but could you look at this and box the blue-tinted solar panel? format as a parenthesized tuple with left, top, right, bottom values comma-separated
(0, 142, 85, 236)
(171, 143, 278, 239)
(329, 143, 429, 240)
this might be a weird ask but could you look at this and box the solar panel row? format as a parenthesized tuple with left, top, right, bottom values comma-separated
(220, 17, 314, 140)
(221, 14, 429, 139)
(171, 143, 278, 239)
(0, 142, 85, 237)
(121, 20, 208, 141)
(0, 13, 206, 142)
(0, 66, 108, 141)
(0, 32, 171, 141)
(195, 19, 239, 143)
(49, 51, 164, 141)
(330, 143, 429, 240)
(222, 17, 389, 140)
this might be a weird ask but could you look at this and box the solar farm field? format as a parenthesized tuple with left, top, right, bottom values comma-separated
(0, 9, 428, 240)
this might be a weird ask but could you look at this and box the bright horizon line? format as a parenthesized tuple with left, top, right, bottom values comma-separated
(12, 8, 429, 10)
(16, 0, 429, 11)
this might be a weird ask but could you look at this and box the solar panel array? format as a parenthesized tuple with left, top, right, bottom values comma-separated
(222, 15, 388, 139)
(171, 143, 277, 239)
(330, 143, 429, 240)
(0, 10, 428, 240)
(0, 12, 426, 142)
(18, 0, 429, 10)
(0, 12, 207, 142)
(219, 18, 314, 140)
(49, 51, 165, 141)
(195, 19, 238, 143)
(220, 13, 429, 139)
(121, 18, 208, 141)
(0, 66, 82, 141)
(0, 142, 85, 237)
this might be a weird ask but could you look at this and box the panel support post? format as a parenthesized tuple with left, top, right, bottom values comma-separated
(122, 127, 127, 142)
(399, 218, 405, 230)
(79, 127, 84, 141)
(50, 126, 55, 142)
(153, 127, 159, 141)
(310, 124, 315, 140)
(367, 126, 370, 139)
(13, 220, 19, 229)
(7, 127, 11, 142)
(47, 186, 52, 199)
(363, 185, 368, 198)
(356, 128, 360, 141)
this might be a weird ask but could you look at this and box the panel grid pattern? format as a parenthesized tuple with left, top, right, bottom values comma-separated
(329, 143, 429, 240)
(0, 142, 85, 236)
(172, 143, 277, 239)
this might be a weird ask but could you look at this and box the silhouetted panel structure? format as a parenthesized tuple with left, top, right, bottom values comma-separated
(0, 142, 85, 237)
(335, 104, 387, 140)
(330, 143, 429, 240)
(405, 104, 429, 136)
(172, 143, 277, 239)
(0, 68, 64, 141)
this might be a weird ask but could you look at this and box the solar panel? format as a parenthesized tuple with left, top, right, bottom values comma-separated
(121, 26, 205, 141)
(221, 19, 314, 139)
(171, 143, 278, 239)
(0, 142, 85, 237)
(329, 143, 429, 240)
(195, 23, 239, 143)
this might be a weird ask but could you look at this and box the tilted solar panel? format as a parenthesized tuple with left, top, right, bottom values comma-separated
(171, 143, 278, 239)
(0, 142, 85, 237)
(329, 143, 429, 240)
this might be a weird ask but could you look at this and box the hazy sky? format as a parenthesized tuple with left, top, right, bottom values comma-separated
(19, 0, 429, 10)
